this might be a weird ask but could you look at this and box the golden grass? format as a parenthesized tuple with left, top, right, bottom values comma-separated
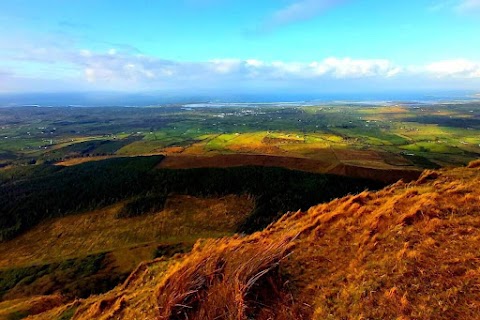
(467, 159, 480, 168)
(55, 155, 118, 166)
(0, 295, 64, 320)
(27, 160, 480, 319)
(275, 164, 480, 319)
(154, 236, 297, 320)
(161, 146, 185, 154)
(0, 195, 253, 270)
(41, 236, 302, 320)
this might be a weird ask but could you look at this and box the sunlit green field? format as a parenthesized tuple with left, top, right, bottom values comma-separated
(1, 102, 479, 169)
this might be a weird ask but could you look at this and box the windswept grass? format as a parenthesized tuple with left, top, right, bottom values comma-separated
(154, 236, 297, 320)
(60, 236, 303, 320)
(33, 161, 480, 320)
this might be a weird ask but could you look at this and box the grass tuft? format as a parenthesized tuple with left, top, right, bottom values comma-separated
(155, 236, 298, 320)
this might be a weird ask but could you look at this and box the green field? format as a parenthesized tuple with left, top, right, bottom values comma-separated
(2, 103, 479, 169)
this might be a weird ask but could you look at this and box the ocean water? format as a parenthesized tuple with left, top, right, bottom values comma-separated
(0, 90, 478, 107)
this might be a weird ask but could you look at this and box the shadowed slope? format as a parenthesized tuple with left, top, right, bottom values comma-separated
(29, 162, 480, 319)
(158, 154, 422, 184)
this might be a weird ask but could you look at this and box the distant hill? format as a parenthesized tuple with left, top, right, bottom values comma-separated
(21, 160, 480, 319)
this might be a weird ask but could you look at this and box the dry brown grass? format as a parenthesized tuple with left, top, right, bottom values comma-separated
(154, 236, 299, 320)
(274, 163, 480, 319)
(0, 295, 64, 320)
(467, 159, 480, 168)
(55, 156, 118, 166)
(161, 146, 185, 154)
(27, 160, 480, 319)
(34, 237, 302, 320)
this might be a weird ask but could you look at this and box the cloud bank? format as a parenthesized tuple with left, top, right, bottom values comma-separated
(1, 45, 480, 93)
(425, 59, 480, 78)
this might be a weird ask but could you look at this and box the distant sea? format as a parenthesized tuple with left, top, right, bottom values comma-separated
(0, 90, 478, 107)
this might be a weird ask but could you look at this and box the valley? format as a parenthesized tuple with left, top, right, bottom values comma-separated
(1, 103, 479, 171)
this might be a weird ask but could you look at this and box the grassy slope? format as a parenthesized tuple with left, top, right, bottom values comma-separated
(0, 156, 164, 241)
(0, 157, 386, 241)
(0, 195, 253, 270)
(0, 194, 253, 313)
(31, 161, 480, 320)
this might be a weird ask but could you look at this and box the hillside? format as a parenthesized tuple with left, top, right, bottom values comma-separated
(0, 156, 383, 241)
(0, 159, 384, 319)
(0, 194, 255, 320)
(20, 160, 480, 319)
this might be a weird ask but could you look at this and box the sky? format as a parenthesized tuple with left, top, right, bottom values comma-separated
(0, 0, 480, 95)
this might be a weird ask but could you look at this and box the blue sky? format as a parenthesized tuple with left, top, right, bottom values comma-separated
(1, 0, 480, 94)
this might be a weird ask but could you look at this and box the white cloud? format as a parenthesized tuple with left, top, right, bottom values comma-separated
(15, 50, 402, 90)
(76, 53, 404, 86)
(209, 59, 243, 74)
(84, 68, 96, 82)
(245, 59, 264, 68)
(75, 51, 176, 84)
(424, 59, 480, 78)
(2, 42, 480, 92)
(69, 55, 480, 92)
(310, 58, 401, 78)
